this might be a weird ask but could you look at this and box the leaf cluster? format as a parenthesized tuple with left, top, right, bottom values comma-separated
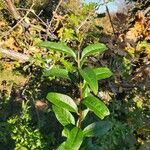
(39, 40, 113, 149)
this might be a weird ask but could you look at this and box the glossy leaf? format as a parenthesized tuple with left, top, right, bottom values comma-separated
(60, 59, 75, 72)
(81, 108, 89, 122)
(43, 68, 70, 79)
(39, 41, 76, 58)
(83, 121, 112, 137)
(82, 96, 110, 119)
(57, 127, 84, 150)
(94, 67, 113, 80)
(81, 43, 107, 64)
(52, 105, 75, 126)
(62, 124, 75, 137)
(62, 128, 70, 138)
(83, 84, 91, 98)
(79, 68, 98, 95)
(47, 92, 78, 112)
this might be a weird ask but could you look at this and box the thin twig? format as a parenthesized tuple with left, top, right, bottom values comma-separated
(48, 0, 63, 29)
(30, 10, 48, 28)
(76, 9, 95, 32)
(103, 0, 115, 35)
(5, 0, 21, 20)
(144, 7, 150, 15)
(0, 4, 34, 39)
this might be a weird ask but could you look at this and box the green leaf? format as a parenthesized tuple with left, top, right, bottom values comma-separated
(62, 124, 75, 137)
(57, 127, 84, 150)
(83, 121, 112, 137)
(81, 43, 107, 64)
(82, 96, 110, 119)
(62, 28, 75, 42)
(81, 108, 89, 122)
(39, 41, 76, 58)
(60, 59, 75, 72)
(62, 128, 70, 138)
(79, 68, 98, 95)
(47, 92, 78, 112)
(43, 68, 70, 79)
(94, 67, 113, 80)
(52, 105, 75, 126)
(83, 84, 91, 98)
(19, 146, 28, 150)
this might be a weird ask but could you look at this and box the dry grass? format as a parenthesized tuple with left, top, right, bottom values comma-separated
(95, 14, 113, 34)
(0, 67, 27, 91)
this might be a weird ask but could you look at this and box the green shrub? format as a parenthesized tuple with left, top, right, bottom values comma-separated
(39, 41, 113, 150)
(7, 100, 46, 150)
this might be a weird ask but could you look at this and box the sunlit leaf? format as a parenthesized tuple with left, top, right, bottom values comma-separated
(81, 43, 107, 65)
(43, 68, 70, 79)
(83, 84, 91, 98)
(62, 128, 70, 138)
(47, 92, 78, 112)
(81, 108, 89, 122)
(57, 127, 84, 150)
(62, 124, 75, 137)
(52, 105, 75, 126)
(79, 68, 98, 95)
(60, 59, 75, 72)
(82, 96, 110, 119)
(39, 41, 76, 58)
(94, 67, 113, 80)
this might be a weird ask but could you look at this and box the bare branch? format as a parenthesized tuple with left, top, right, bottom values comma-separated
(49, 0, 63, 29)
(144, 7, 150, 15)
(103, 0, 115, 35)
(0, 3, 34, 39)
(0, 48, 29, 62)
(5, 0, 21, 20)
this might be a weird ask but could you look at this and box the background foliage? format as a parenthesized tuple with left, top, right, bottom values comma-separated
(0, 0, 149, 149)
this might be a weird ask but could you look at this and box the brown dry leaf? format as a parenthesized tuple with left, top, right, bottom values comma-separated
(35, 100, 48, 110)
(98, 91, 112, 104)
(126, 12, 146, 42)
(0, 20, 6, 27)
(3, 37, 21, 51)
(126, 22, 144, 42)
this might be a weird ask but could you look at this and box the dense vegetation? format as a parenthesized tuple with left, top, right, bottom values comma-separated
(0, 0, 149, 149)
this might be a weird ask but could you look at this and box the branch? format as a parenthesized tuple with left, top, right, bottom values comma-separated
(5, 0, 21, 20)
(76, 8, 96, 32)
(103, 0, 115, 35)
(48, 0, 63, 30)
(144, 7, 150, 15)
(0, 48, 29, 62)
(0, 3, 34, 39)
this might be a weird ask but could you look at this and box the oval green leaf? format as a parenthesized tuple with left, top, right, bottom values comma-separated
(39, 41, 76, 58)
(82, 96, 110, 119)
(79, 68, 98, 95)
(47, 92, 78, 112)
(83, 84, 91, 98)
(52, 105, 75, 126)
(43, 68, 70, 79)
(83, 121, 112, 137)
(57, 127, 84, 150)
(94, 67, 113, 80)
(81, 108, 89, 122)
(81, 43, 107, 64)
(62, 128, 70, 138)
(62, 124, 75, 137)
